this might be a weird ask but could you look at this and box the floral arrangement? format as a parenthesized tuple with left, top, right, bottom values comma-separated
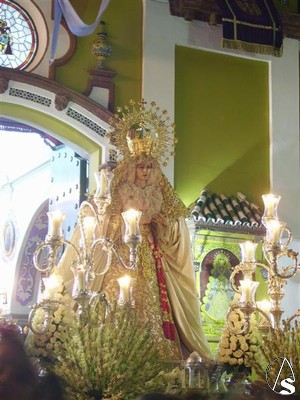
(250, 319, 300, 394)
(26, 270, 74, 363)
(217, 307, 260, 375)
(26, 290, 181, 400)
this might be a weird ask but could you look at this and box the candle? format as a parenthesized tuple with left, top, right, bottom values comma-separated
(43, 272, 63, 298)
(262, 193, 281, 220)
(239, 278, 259, 304)
(122, 209, 141, 236)
(117, 275, 132, 304)
(265, 219, 286, 245)
(82, 216, 97, 242)
(95, 169, 108, 197)
(76, 266, 88, 291)
(47, 210, 65, 237)
(239, 241, 258, 263)
(257, 299, 271, 316)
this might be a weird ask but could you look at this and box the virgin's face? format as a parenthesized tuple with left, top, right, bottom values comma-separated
(135, 162, 152, 184)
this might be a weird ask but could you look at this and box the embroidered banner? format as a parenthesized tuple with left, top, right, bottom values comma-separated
(216, 0, 283, 57)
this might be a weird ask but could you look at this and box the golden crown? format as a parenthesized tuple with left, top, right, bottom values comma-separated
(126, 130, 154, 156)
(107, 100, 177, 166)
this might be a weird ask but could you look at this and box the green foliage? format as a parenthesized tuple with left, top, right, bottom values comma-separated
(28, 297, 180, 400)
(250, 319, 300, 394)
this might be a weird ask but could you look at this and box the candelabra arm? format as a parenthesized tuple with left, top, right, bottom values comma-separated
(89, 291, 111, 323)
(79, 200, 98, 218)
(283, 309, 300, 327)
(125, 235, 141, 269)
(33, 238, 64, 273)
(263, 247, 299, 279)
(90, 237, 115, 275)
(28, 299, 73, 335)
(254, 306, 273, 331)
(91, 234, 141, 274)
(63, 238, 84, 260)
(229, 267, 243, 293)
(229, 262, 257, 293)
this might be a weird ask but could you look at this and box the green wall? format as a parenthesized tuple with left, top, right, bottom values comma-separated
(175, 46, 270, 208)
(55, 0, 143, 110)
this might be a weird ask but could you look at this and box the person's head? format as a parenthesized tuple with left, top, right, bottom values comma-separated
(126, 154, 162, 186)
(0, 322, 38, 400)
(37, 371, 65, 400)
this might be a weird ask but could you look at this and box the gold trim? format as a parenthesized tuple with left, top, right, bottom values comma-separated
(222, 18, 281, 31)
(222, 38, 283, 57)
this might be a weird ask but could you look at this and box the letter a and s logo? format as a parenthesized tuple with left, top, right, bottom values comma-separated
(266, 357, 296, 395)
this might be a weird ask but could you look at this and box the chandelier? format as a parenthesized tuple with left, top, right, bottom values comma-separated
(227, 193, 299, 335)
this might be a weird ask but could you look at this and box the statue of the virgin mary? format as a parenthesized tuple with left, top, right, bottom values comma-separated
(59, 100, 211, 361)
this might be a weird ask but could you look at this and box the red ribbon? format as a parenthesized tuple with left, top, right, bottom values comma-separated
(149, 240, 176, 341)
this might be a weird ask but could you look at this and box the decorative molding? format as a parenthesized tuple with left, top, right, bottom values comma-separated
(9, 87, 52, 107)
(83, 68, 117, 113)
(66, 107, 107, 137)
(0, 77, 9, 94)
(55, 93, 70, 111)
(168, 0, 300, 40)
(0, 67, 113, 123)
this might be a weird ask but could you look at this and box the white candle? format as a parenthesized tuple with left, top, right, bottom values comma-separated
(262, 193, 281, 220)
(239, 241, 257, 263)
(122, 209, 141, 236)
(95, 169, 108, 197)
(265, 219, 286, 244)
(240, 279, 259, 304)
(82, 216, 96, 242)
(43, 273, 63, 298)
(117, 275, 132, 303)
(77, 266, 87, 291)
(47, 210, 65, 237)
(257, 299, 271, 316)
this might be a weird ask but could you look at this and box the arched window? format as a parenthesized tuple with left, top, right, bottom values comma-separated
(0, 0, 48, 71)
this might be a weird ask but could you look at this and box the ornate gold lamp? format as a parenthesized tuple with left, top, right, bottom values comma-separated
(227, 193, 299, 335)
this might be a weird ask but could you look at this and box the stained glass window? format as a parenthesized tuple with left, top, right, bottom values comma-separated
(0, 0, 38, 70)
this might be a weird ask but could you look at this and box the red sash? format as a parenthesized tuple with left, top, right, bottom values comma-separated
(149, 240, 176, 341)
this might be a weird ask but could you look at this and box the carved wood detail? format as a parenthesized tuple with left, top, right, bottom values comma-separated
(54, 93, 70, 111)
(0, 77, 9, 94)
(83, 68, 117, 113)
